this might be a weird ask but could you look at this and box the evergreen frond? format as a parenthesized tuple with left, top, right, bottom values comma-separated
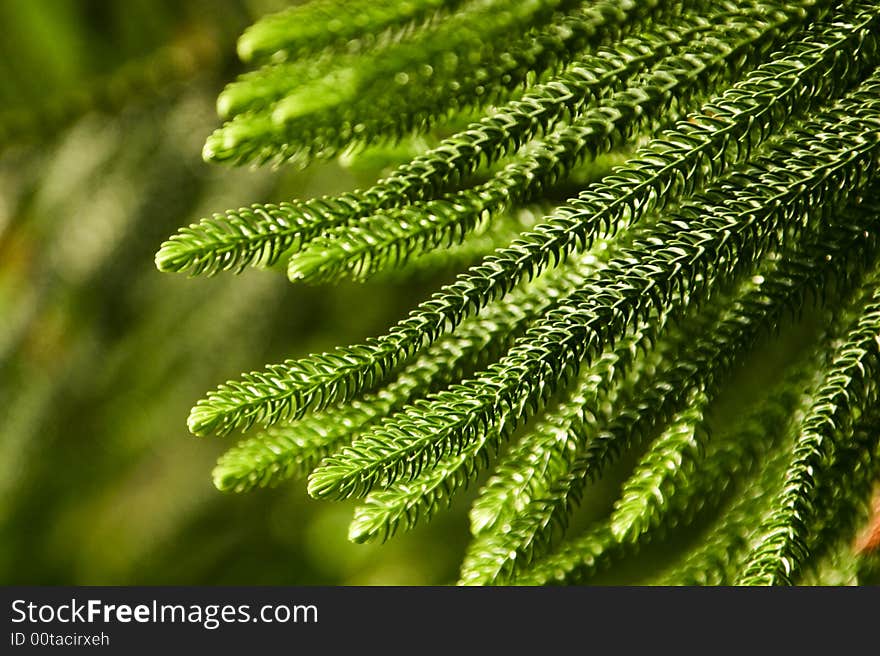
(349, 299, 661, 543)
(182, 2, 880, 436)
(154, 196, 354, 276)
(286, 3, 819, 284)
(346, 425, 495, 544)
(654, 363, 820, 585)
(153, 0, 880, 585)
(797, 413, 880, 584)
(305, 73, 880, 502)
(371, 205, 545, 280)
(157, 0, 843, 280)
(608, 391, 711, 543)
(737, 270, 880, 585)
(206, 0, 644, 166)
(514, 415, 774, 585)
(467, 312, 665, 536)
(223, 1, 656, 124)
(457, 206, 880, 584)
(212, 243, 616, 488)
(235, 0, 464, 64)
(156, 5, 685, 277)
(517, 328, 880, 585)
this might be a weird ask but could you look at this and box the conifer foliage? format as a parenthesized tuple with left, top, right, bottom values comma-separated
(158, 0, 880, 584)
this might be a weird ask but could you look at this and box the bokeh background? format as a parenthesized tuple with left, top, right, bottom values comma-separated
(0, 0, 476, 585)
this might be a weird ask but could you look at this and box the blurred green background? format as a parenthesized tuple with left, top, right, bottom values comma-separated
(0, 0, 474, 585)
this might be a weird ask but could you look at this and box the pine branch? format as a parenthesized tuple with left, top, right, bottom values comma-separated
(516, 322, 880, 585)
(369, 205, 545, 281)
(656, 243, 880, 585)
(287, 3, 813, 284)
(235, 0, 464, 64)
(654, 365, 820, 585)
(180, 2, 880, 438)
(797, 415, 880, 584)
(305, 74, 880, 502)
(222, 0, 656, 123)
(347, 425, 497, 544)
(156, 2, 679, 277)
(467, 311, 665, 536)
(608, 391, 712, 543)
(737, 268, 880, 585)
(149, 0, 880, 585)
(159, 0, 833, 281)
(511, 398, 771, 585)
(454, 202, 880, 583)
(206, 0, 637, 166)
(348, 299, 662, 543)
(212, 245, 614, 490)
